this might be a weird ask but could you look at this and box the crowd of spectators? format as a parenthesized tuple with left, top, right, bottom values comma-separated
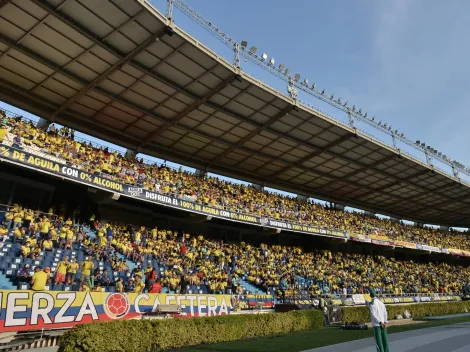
(1, 112, 470, 253)
(88, 221, 470, 297)
(2, 203, 470, 298)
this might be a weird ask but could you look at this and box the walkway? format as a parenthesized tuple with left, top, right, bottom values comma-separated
(303, 322, 470, 352)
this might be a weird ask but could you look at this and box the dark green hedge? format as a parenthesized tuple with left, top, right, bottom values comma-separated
(58, 310, 324, 352)
(341, 301, 470, 323)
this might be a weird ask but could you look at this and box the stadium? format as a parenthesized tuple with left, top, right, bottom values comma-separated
(0, 0, 469, 351)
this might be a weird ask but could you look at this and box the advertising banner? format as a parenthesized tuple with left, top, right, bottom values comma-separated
(0, 290, 231, 332)
(231, 294, 274, 311)
(421, 245, 441, 253)
(371, 239, 394, 247)
(349, 234, 372, 243)
(0, 146, 346, 240)
(395, 241, 417, 249)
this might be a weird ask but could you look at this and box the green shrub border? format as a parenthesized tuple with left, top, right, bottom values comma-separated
(58, 310, 324, 352)
(341, 301, 470, 323)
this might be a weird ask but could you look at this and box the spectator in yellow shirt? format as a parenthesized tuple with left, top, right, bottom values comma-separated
(31, 266, 49, 291)
(55, 256, 69, 285)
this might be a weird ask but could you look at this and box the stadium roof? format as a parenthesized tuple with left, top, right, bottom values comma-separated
(1, 0, 470, 227)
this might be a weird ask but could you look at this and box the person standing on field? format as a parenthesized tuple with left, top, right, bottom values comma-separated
(368, 289, 389, 352)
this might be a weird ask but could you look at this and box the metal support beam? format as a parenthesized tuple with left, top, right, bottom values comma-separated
(96, 41, 187, 128)
(276, 133, 353, 177)
(0, 0, 11, 10)
(320, 154, 397, 189)
(0, 0, 69, 65)
(140, 74, 237, 147)
(209, 105, 293, 166)
(51, 28, 168, 118)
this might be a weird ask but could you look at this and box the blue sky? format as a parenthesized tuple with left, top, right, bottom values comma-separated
(2, 0, 469, 228)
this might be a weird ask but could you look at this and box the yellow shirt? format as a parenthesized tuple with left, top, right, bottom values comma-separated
(67, 262, 79, 274)
(57, 261, 68, 275)
(134, 281, 145, 293)
(31, 271, 48, 290)
(43, 240, 52, 250)
(81, 261, 94, 275)
(40, 222, 51, 233)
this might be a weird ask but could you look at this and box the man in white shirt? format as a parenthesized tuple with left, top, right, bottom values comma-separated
(368, 289, 389, 352)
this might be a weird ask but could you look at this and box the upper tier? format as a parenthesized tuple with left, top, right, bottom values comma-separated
(1, 114, 470, 255)
(0, 0, 470, 225)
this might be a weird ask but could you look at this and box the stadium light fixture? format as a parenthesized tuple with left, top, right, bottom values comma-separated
(269, 58, 275, 66)
(352, 105, 356, 111)
(364, 112, 368, 117)
(262, 53, 268, 61)
(249, 46, 257, 54)
(311, 83, 316, 89)
(337, 97, 341, 103)
(294, 73, 301, 81)
(371, 116, 375, 121)
(303, 78, 309, 85)
(321, 89, 325, 95)
(421, 143, 425, 148)
(416, 140, 420, 145)
(278, 64, 285, 71)
(284, 68, 290, 76)
(330, 93, 334, 100)
(343, 101, 348, 107)
(241, 40, 248, 48)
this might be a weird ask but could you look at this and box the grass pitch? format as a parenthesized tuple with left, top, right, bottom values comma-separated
(171, 315, 470, 352)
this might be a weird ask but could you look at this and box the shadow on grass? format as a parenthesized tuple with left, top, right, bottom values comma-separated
(169, 315, 470, 352)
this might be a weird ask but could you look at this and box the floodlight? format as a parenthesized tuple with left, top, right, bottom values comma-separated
(416, 140, 420, 145)
(330, 93, 334, 99)
(358, 108, 362, 114)
(337, 97, 341, 103)
(321, 89, 325, 95)
(352, 105, 356, 111)
(241, 40, 248, 48)
(311, 83, 316, 89)
(294, 73, 301, 81)
(249, 46, 257, 54)
(303, 78, 308, 85)
(284, 68, 289, 76)
(343, 101, 348, 107)
(278, 64, 285, 71)
(371, 116, 375, 121)
(394, 129, 398, 134)
(383, 123, 387, 128)
(269, 58, 275, 65)
(262, 53, 268, 60)
(364, 112, 368, 117)
(421, 143, 425, 147)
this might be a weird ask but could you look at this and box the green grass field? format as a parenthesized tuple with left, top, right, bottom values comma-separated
(170, 315, 470, 352)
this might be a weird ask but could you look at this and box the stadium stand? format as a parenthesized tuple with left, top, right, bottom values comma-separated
(1, 111, 470, 253)
(1, 202, 470, 299)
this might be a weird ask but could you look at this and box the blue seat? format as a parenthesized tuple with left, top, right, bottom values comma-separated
(53, 284, 64, 291)
(17, 283, 29, 290)
(107, 286, 115, 292)
(5, 269, 16, 278)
